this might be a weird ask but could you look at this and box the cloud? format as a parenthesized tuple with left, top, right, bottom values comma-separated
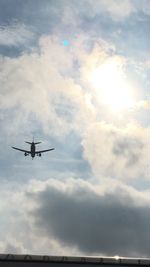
(134, 0, 150, 16)
(0, 35, 97, 139)
(1, 33, 149, 177)
(1, 177, 150, 256)
(23, 178, 150, 257)
(97, 0, 150, 19)
(0, 32, 149, 169)
(68, 0, 150, 22)
(135, 101, 150, 110)
(82, 122, 150, 180)
(2, 238, 27, 254)
(0, 23, 35, 47)
(85, 0, 135, 21)
(55, 0, 135, 24)
(0, 180, 81, 255)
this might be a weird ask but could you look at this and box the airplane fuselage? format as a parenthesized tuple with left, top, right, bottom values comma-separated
(31, 142, 35, 158)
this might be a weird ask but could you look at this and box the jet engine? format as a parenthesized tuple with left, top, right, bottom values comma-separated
(24, 152, 28, 156)
(38, 153, 41, 157)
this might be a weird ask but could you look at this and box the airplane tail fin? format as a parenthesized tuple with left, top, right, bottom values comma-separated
(25, 141, 32, 145)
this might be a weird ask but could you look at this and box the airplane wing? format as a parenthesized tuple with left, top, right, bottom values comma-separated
(12, 147, 31, 153)
(35, 148, 55, 154)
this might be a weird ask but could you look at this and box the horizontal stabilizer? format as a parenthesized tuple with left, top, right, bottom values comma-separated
(25, 141, 41, 145)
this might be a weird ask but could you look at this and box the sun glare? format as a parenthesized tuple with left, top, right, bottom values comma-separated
(90, 58, 135, 112)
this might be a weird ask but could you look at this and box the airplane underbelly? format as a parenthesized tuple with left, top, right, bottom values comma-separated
(31, 146, 35, 157)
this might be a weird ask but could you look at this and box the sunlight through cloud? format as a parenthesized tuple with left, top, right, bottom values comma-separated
(90, 57, 135, 112)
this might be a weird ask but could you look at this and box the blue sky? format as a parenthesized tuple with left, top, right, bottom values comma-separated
(1, 0, 150, 257)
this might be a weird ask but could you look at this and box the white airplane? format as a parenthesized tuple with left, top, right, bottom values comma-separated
(12, 140, 54, 159)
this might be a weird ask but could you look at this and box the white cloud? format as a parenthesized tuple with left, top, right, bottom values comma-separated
(92, 0, 150, 21)
(0, 35, 99, 139)
(134, 0, 150, 15)
(1, 34, 149, 172)
(85, 0, 135, 20)
(57, 0, 135, 24)
(82, 122, 150, 180)
(0, 23, 35, 47)
(60, 0, 150, 23)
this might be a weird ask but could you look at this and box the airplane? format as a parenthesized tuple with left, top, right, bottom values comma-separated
(12, 140, 54, 159)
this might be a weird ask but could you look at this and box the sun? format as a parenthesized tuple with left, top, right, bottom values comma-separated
(90, 58, 135, 112)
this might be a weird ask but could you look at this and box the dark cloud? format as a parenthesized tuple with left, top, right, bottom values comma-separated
(112, 137, 143, 167)
(27, 180, 150, 257)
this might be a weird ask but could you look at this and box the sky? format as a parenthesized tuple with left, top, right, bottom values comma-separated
(1, 0, 150, 258)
